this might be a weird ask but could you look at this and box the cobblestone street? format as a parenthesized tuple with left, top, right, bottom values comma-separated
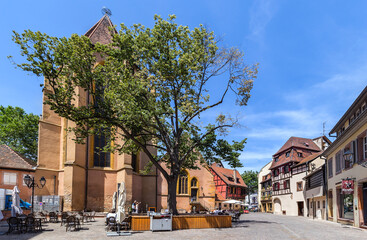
(1, 212, 367, 240)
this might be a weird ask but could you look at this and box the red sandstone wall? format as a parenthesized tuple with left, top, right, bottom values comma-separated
(87, 170, 116, 211)
(0, 169, 34, 202)
(157, 161, 215, 212)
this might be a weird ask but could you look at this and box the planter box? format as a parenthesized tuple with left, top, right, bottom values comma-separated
(131, 215, 232, 231)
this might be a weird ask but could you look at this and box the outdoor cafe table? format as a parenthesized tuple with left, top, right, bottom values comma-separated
(16, 216, 43, 232)
(17, 215, 27, 232)
(34, 217, 43, 231)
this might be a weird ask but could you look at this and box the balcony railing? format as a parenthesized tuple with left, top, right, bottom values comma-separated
(272, 188, 291, 196)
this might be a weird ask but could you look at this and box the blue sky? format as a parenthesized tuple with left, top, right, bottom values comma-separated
(1, 0, 366, 173)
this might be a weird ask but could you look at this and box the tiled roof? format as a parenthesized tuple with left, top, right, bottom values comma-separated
(274, 137, 320, 156)
(0, 145, 36, 170)
(270, 137, 321, 170)
(210, 164, 247, 188)
(215, 190, 226, 201)
(295, 151, 323, 166)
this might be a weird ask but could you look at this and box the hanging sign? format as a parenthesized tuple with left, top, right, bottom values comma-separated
(342, 179, 354, 194)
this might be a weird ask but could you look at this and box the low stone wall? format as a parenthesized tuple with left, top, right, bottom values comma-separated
(131, 215, 232, 231)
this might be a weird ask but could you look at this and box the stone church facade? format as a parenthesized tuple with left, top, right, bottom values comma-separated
(34, 15, 216, 213)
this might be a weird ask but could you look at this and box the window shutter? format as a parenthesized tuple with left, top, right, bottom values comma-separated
(353, 139, 358, 163)
(4, 173, 9, 184)
(283, 181, 286, 189)
(341, 151, 345, 170)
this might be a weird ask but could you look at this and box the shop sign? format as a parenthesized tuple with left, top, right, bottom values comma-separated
(342, 179, 354, 194)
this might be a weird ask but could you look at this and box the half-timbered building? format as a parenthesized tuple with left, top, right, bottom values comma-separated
(210, 163, 247, 210)
(270, 137, 322, 216)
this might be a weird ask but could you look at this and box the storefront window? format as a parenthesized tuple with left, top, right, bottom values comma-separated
(338, 190, 354, 220)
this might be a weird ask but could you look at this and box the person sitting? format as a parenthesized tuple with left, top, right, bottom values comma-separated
(132, 201, 136, 214)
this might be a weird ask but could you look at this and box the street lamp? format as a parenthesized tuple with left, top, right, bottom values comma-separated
(343, 149, 353, 163)
(23, 175, 46, 213)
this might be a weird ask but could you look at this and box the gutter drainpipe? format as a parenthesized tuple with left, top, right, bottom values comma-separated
(322, 156, 328, 221)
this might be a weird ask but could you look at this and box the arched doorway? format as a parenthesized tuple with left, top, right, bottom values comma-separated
(274, 198, 282, 214)
(190, 178, 198, 202)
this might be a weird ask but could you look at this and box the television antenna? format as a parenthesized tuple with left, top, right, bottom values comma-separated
(101, 7, 112, 17)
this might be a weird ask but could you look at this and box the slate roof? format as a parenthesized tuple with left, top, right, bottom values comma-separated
(211, 164, 247, 188)
(0, 145, 36, 170)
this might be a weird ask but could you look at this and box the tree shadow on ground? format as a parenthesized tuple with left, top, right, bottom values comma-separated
(231, 219, 275, 228)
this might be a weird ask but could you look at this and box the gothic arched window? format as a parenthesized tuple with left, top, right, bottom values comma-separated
(178, 172, 188, 195)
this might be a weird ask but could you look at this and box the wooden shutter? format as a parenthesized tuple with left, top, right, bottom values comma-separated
(353, 139, 358, 163)
(341, 151, 345, 170)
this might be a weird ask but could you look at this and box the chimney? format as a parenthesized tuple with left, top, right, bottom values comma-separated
(233, 169, 237, 182)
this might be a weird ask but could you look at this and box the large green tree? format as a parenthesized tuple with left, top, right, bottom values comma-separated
(241, 170, 259, 195)
(10, 15, 257, 214)
(0, 105, 39, 161)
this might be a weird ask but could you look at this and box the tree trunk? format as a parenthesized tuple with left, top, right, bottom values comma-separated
(167, 176, 179, 215)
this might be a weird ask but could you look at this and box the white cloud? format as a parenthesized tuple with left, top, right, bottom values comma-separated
(240, 150, 274, 160)
(286, 64, 367, 106)
(248, 0, 277, 39)
(240, 108, 332, 140)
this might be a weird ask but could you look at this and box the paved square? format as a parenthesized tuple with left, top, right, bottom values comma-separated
(1, 213, 366, 240)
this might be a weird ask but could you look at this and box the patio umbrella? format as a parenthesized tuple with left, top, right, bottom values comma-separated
(112, 192, 117, 211)
(11, 186, 23, 217)
(222, 199, 242, 205)
(116, 182, 126, 224)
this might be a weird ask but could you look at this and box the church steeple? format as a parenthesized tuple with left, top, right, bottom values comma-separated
(85, 14, 116, 45)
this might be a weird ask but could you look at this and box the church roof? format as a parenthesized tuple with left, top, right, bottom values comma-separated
(0, 145, 36, 170)
(85, 15, 117, 45)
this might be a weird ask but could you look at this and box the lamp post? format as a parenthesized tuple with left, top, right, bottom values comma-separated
(343, 149, 353, 163)
(23, 175, 46, 213)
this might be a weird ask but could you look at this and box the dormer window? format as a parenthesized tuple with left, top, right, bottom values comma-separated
(298, 152, 303, 157)
(286, 151, 290, 157)
(362, 102, 366, 112)
(236, 178, 240, 183)
(274, 157, 279, 162)
(227, 177, 234, 182)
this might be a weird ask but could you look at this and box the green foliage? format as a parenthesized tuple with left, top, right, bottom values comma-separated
(0, 105, 39, 161)
(241, 170, 259, 194)
(10, 15, 257, 213)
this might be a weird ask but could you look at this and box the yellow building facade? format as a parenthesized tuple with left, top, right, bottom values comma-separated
(323, 86, 367, 228)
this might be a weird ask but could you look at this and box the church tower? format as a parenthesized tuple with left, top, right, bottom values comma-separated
(35, 14, 158, 212)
